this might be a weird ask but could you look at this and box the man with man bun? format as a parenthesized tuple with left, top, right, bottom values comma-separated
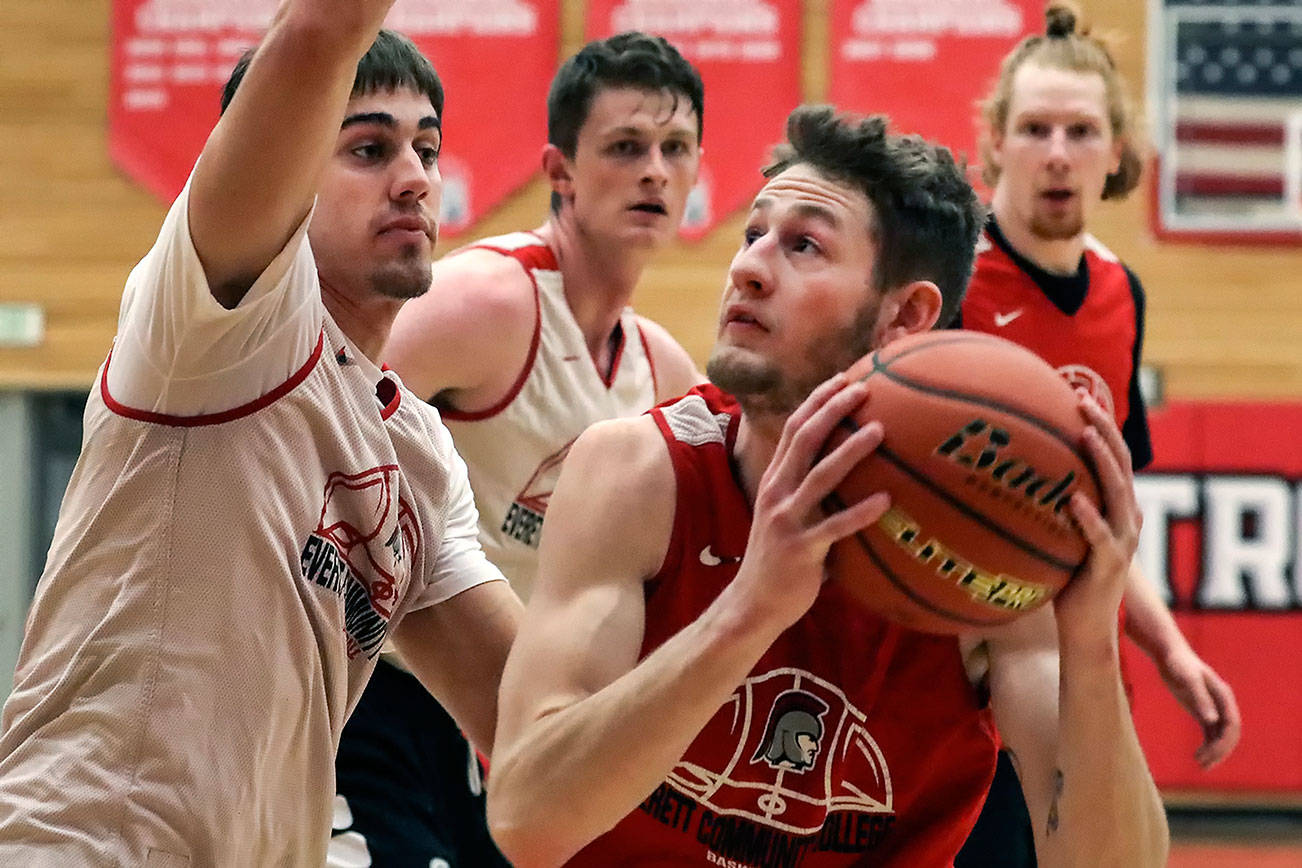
(956, 5, 1241, 864)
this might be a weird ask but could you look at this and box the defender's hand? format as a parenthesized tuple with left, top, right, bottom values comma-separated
(1155, 644, 1242, 768)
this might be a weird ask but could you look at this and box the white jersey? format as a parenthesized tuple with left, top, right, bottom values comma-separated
(0, 184, 502, 866)
(440, 232, 657, 599)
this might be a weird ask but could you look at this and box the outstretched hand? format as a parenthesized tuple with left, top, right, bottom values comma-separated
(1154, 643, 1242, 768)
(733, 374, 891, 631)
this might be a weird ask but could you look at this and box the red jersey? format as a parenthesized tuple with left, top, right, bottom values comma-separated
(570, 386, 998, 868)
(960, 218, 1152, 469)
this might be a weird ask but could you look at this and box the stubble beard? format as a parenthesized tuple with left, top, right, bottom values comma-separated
(707, 294, 882, 418)
(369, 245, 433, 300)
(1029, 203, 1085, 242)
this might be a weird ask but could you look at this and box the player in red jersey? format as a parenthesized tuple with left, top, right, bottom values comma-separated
(487, 105, 1169, 867)
(956, 6, 1242, 864)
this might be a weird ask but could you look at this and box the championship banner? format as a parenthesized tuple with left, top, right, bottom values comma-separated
(109, 0, 559, 236)
(585, 0, 802, 239)
(828, 0, 1040, 171)
(1130, 401, 1302, 796)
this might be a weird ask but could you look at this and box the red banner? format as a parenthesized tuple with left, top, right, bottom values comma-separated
(828, 0, 1040, 172)
(585, 0, 802, 239)
(1130, 402, 1302, 796)
(109, 0, 558, 236)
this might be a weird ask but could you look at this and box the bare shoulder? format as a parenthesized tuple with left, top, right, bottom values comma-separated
(419, 247, 537, 332)
(386, 247, 538, 403)
(546, 414, 677, 582)
(633, 314, 705, 402)
(431, 247, 536, 304)
(564, 414, 675, 508)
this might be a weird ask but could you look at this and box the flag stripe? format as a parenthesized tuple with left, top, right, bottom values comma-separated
(1175, 173, 1285, 197)
(1173, 144, 1285, 175)
(1175, 120, 1286, 146)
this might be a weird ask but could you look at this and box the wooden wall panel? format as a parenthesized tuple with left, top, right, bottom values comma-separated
(1, 0, 1298, 396)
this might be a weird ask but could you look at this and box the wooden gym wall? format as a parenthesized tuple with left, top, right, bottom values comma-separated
(1, 0, 1299, 397)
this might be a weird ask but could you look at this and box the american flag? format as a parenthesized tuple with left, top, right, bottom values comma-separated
(1156, 0, 1302, 234)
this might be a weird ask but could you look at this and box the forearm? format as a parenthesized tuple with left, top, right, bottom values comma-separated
(1043, 635, 1168, 867)
(394, 583, 523, 756)
(489, 583, 782, 867)
(190, 3, 383, 295)
(1121, 558, 1187, 661)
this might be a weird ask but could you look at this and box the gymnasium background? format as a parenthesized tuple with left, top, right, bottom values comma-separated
(1, 0, 1298, 857)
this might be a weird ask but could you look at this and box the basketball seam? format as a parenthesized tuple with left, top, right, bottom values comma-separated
(827, 416, 1084, 572)
(823, 491, 1006, 628)
(878, 444, 1082, 572)
(862, 343, 1096, 465)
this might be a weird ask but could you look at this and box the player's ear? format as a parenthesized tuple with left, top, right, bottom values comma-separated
(873, 281, 942, 347)
(541, 144, 574, 202)
(1109, 135, 1125, 176)
(986, 127, 1006, 173)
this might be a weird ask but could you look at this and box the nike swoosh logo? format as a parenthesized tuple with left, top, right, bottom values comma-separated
(994, 309, 1024, 327)
(699, 545, 740, 567)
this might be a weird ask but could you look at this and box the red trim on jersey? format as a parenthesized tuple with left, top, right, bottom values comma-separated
(596, 321, 627, 389)
(649, 408, 686, 581)
(636, 321, 660, 400)
(377, 376, 402, 421)
(439, 240, 549, 422)
(101, 329, 325, 427)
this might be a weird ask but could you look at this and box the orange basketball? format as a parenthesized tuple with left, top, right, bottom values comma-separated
(823, 330, 1101, 635)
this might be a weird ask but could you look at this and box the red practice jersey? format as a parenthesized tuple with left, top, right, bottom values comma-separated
(960, 218, 1152, 469)
(570, 385, 998, 868)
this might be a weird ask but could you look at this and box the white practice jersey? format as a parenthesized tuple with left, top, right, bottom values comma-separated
(440, 232, 657, 599)
(0, 184, 502, 866)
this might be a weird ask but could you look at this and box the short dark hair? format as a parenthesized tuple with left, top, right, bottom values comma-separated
(221, 29, 444, 120)
(979, 2, 1143, 199)
(546, 32, 704, 212)
(764, 106, 985, 328)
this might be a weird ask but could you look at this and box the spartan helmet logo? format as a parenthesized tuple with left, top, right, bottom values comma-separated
(752, 689, 830, 772)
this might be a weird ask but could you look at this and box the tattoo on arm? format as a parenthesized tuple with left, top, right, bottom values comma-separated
(1046, 769, 1064, 835)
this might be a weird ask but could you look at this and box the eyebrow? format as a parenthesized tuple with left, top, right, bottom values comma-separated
(603, 124, 696, 140)
(751, 197, 842, 229)
(340, 112, 441, 132)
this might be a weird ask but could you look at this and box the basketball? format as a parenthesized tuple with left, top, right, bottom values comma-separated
(823, 330, 1102, 635)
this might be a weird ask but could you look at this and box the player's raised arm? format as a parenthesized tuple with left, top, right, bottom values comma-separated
(189, 0, 397, 306)
(987, 393, 1168, 867)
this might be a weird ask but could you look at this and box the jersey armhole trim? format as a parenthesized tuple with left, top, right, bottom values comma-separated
(439, 254, 543, 422)
(646, 408, 686, 587)
(636, 321, 660, 399)
(378, 375, 402, 421)
(101, 328, 325, 427)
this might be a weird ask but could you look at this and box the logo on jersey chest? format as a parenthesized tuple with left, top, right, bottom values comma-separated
(634, 668, 895, 865)
(500, 439, 576, 548)
(753, 690, 829, 773)
(300, 466, 419, 659)
(1058, 363, 1115, 420)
